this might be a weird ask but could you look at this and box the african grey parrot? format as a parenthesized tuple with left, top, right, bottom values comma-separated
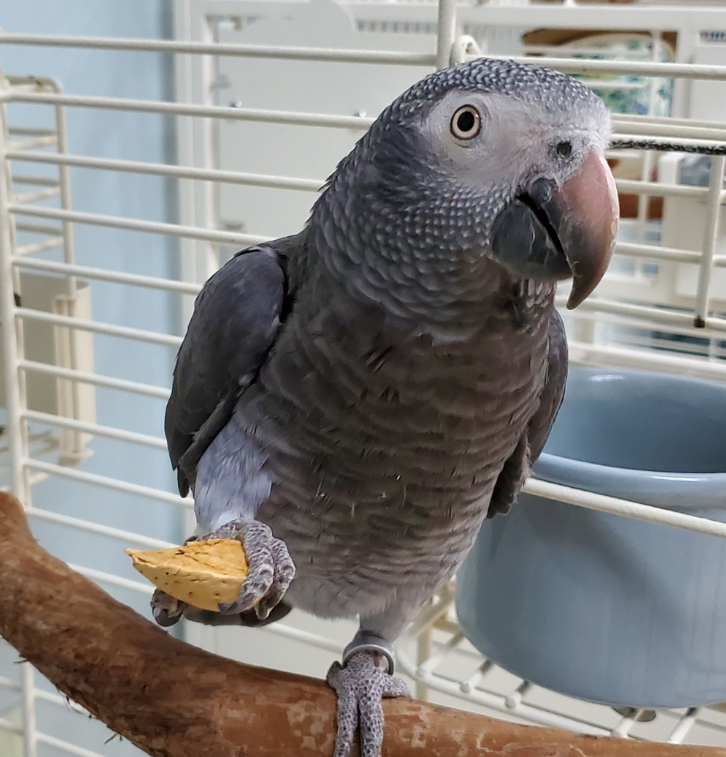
(153, 57, 618, 757)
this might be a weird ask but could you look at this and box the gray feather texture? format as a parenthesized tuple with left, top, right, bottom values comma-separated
(166, 56, 612, 639)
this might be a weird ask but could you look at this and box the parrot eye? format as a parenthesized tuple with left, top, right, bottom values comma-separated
(556, 140, 573, 159)
(450, 106, 481, 140)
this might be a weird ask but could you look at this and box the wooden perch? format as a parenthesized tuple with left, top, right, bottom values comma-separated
(0, 491, 723, 757)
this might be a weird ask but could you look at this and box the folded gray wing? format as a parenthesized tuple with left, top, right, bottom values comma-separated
(165, 245, 289, 496)
(487, 307, 568, 517)
(527, 307, 568, 462)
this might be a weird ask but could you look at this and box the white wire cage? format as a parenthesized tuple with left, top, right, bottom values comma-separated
(3, 1, 726, 755)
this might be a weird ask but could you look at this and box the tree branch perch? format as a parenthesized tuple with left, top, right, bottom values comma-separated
(0, 492, 722, 757)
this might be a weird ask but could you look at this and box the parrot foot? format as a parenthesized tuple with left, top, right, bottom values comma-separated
(201, 518, 295, 620)
(327, 639, 410, 757)
(151, 588, 293, 627)
(150, 519, 295, 627)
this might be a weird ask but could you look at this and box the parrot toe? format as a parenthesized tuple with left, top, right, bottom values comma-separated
(181, 599, 293, 627)
(199, 519, 295, 617)
(151, 588, 187, 627)
(327, 651, 410, 757)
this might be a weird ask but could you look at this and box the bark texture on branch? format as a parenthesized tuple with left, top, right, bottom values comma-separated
(0, 491, 723, 757)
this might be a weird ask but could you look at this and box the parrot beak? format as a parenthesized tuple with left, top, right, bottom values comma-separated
(489, 150, 618, 309)
(556, 151, 619, 309)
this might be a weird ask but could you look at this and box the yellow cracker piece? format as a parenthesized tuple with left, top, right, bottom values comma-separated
(126, 539, 248, 612)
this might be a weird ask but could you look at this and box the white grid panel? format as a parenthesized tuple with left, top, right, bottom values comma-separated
(1, 2, 726, 755)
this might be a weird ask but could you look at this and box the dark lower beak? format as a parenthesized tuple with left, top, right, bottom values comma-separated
(490, 150, 618, 309)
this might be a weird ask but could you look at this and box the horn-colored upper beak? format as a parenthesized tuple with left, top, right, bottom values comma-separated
(559, 151, 619, 309)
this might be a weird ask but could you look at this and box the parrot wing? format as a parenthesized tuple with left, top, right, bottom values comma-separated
(165, 237, 299, 496)
(527, 307, 568, 462)
(486, 307, 568, 517)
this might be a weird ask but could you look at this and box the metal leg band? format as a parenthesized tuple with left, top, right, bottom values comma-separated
(342, 632, 395, 675)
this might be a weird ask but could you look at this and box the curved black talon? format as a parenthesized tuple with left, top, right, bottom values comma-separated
(183, 600, 293, 627)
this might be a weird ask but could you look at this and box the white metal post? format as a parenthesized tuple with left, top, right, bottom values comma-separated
(634, 32, 662, 250)
(0, 70, 36, 757)
(694, 154, 726, 327)
(0, 84, 30, 536)
(200, 13, 220, 279)
(436, 0, 457, 70)
(53, 90, 86, 462)
(20, 665, 36, 757)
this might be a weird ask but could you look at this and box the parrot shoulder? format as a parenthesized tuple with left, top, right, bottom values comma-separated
(165, 235, 301, 496)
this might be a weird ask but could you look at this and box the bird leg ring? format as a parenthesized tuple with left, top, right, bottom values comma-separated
(327, 633, 410, 757)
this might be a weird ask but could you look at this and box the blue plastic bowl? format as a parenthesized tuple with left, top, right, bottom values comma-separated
(456, 366, 726, 708)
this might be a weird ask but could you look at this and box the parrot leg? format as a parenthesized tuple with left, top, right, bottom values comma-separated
(326, 633, 411, 757)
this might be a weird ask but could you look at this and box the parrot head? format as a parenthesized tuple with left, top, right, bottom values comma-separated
(315, 57, 618, 314)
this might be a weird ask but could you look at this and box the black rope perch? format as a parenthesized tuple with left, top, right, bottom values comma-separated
(611, 138, 726, 156)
